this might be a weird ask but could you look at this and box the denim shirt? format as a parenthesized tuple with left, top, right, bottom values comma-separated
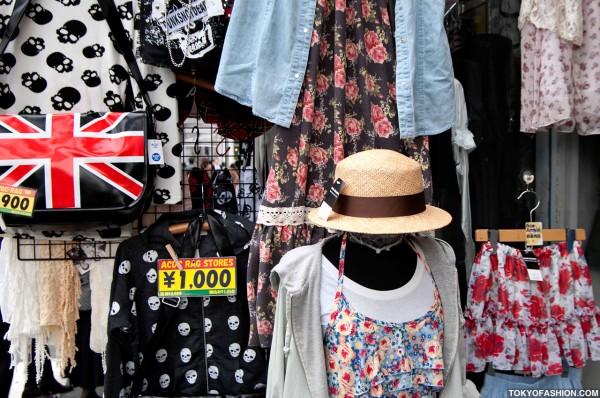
(215, 0, 455, 138)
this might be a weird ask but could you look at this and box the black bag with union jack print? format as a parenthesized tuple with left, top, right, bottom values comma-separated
(0, 0, 156, 228)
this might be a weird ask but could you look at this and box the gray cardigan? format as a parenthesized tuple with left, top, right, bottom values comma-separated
(266, 235, 479, 398)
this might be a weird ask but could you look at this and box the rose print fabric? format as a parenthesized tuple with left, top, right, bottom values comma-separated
(520, 0, 600, 135)
(324, 235, 444, 397)
(464, 241, 600, 377)
(246, 0, 433, 347)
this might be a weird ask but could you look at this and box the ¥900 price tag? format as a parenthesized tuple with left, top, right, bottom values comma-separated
(158, 257, 236, 297)
(0, 184, 36, 217)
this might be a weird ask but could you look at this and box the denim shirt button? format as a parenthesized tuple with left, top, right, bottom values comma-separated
(304, 28, 308, 33)
(400, 82, 407, 88)
(400, 36, 406, 44)
(295, 73, 300, 78)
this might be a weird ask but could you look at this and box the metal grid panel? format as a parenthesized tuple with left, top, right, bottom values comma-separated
(14, 109, 263, 261)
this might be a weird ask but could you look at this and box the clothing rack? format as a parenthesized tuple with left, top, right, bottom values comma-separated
(474, 228, 587, 242)
(460, 0, 487, 14)
(14, 237, 119, 261)
(168, 221, 210, 235)
(175, 72, 215, 92)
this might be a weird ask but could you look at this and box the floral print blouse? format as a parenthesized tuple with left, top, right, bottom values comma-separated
(324, 235, 444, 397)
(464, 241, 600, 377)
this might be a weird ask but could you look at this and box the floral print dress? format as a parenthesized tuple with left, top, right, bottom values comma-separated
(324, 235, 444, 397)
(464, 241, 600, 377)
(520, 0, 600, 135)
(247, 0, 433, 347)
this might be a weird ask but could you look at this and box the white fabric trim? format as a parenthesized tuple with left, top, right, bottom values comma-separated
(257, 206, 314, 226)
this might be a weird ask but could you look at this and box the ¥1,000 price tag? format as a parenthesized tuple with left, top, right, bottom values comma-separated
(0, 184, 36, 217)
(158, 257, 236, 297)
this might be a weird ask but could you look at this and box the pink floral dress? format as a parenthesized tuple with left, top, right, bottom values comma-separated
(324, 235, 445, 397)
(464, 241, 600, 377)
(520, 0, 600, 135)
(246, 0, 434, 347)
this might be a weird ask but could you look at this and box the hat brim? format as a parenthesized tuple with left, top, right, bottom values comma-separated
(307, 205, 452, 234)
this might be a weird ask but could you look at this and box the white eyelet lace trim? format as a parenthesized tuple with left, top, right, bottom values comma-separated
(257, 206, 314, 226)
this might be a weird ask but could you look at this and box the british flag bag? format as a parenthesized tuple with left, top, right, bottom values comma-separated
(0, 0, 155, 228)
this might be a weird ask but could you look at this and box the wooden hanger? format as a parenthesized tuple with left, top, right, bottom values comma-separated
(168, 221, 210, 235)
(475, 228, 586, 242)
(475, 171, 586, 243)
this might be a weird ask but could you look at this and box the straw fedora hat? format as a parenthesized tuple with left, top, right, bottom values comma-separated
(307, 149, 451, 234)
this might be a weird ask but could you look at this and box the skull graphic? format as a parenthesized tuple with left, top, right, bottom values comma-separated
(208, 365, 219, 379)
(82, 43, 105, 58)
(235, 369, 244, 384)
(110, 301, 120, 316)
(46, 52, 73, 73)
(129, 287, 136, 301)
(142, 378, 148, 392)
(21, 37, 45, 56)
(185, 369, 197, 384)
(146, 268, 157, 283)
(21, 72, 47, 93)
(118, 260, 131, 274)
(143, 250, 158, 263)
(138, 352, 144, 364)
(0, 53, 16, 74)
(0, 83, 15, 109)
(243, 349, 257, 363)
(206, 344, 213, 358)
(26, 3, 52, 25)
(227, 295, 237, 303)
(228, 315, 240, 331)
(148, 296, 160, 311)
(155, 349, 167, 363)
(204, 318, 212, 333)
(125, 361, 135, 375)
(50, 87, 80, 111)
(130, 302, 137, 316)
(56, 20, 87, 44)
(118, 389, 125, 398)
(81, 70, 100, 87)
(108, 64, 129, 85)
(178, 297, 188, 310)
(203, 297, 210, 307)
(151, 323, 157, 334)
(180, 348, 192, 363)
(177, 322, 190, 336)
(159, 374, 170, 389)
(229, 343, 241, 358)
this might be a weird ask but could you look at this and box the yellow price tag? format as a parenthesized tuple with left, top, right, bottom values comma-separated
(525, 221, 544, 246)
(0, 184, 36, 217)
(158, 257, 236, 297)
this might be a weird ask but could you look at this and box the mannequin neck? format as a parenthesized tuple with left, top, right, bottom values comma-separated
(322, 234, 417, 291)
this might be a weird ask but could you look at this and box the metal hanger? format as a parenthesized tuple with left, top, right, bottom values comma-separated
(516, 170, 540, 266)
(516, 170, 540, 223)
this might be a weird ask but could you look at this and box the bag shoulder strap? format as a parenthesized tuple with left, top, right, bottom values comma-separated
(97, 0, 154, 113)
(207, 213, 235, 256)
(0, 0, 31, 56)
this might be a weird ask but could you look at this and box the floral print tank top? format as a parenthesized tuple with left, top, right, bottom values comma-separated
(323, 235, 445, 397)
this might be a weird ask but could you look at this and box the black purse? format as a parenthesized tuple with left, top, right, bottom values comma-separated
(138, 0, 227, 74)
(0, 0, 156, 230)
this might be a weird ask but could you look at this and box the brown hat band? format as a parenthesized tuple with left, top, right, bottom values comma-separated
(332, 191, 426, 218)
